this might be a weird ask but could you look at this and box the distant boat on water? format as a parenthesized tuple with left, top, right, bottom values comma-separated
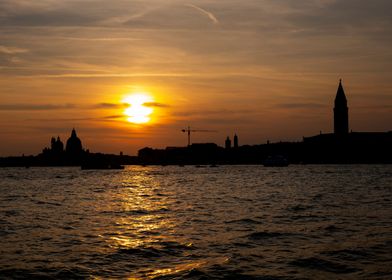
(263, 155, 289, 167)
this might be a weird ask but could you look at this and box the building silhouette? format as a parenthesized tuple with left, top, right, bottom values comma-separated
(233, 134, 238, 149)
(225, 136, 231, 149)
(38, 128, 86, 165)
(137, 79, 390, 165)
(334, 79, 349, 135)
(66, 128, 83, 157)
(50, 136, 64, 155)
(302, 79, 391, 163)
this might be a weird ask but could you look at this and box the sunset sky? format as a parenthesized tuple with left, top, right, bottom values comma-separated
(1, 0, 391, 156)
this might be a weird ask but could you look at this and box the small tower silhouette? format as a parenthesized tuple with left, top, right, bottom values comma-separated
(225, 136, 231, 149)
(51, 137, 56, 150)
(56, 136, 64, 152)
(334, 79, 349, 135)
(233, 134, 238, 149)
(50, 136, 64, 154)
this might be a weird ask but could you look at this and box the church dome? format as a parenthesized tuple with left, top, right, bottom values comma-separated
(66, 128, 83, 154)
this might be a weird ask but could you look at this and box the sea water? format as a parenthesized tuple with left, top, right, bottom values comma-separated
(0, 165, 391, 279)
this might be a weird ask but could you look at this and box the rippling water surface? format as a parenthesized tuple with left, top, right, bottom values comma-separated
(0, 165, 391, 279)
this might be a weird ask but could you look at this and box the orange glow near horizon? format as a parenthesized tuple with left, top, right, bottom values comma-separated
(123, 93, 154, 124)
(1, 1, 392, 157)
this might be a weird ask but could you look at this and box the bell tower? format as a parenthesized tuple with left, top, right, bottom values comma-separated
(334, 79, 349, 135)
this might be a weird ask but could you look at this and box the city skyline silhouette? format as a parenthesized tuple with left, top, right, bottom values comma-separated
(1, 1, 392, 156)
(1, 80, 390, 166)
(0, 78, 391, 158)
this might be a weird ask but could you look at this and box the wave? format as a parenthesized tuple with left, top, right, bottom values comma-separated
(246, 231, 297, 240)
(0, 267, 91, 279)
(290, 257, 360, 274)
(321, 248, 374, 261)
(111, 241, 196, 261)
(225, 218, 262, 225)
(100, 208, 170, 216)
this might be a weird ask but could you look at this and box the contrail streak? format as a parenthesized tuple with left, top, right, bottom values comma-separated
(186, 4, 219, 24)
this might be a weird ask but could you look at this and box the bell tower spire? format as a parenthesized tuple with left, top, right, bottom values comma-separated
(334, 79, 349, 135)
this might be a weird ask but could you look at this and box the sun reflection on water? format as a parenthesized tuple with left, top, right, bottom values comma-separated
(127, 257, 230, 280)
(105, 167, 177, 251)
(98, 167, 230, 279)
(1, 165, 391, 278)
(89, 166, 238, 279)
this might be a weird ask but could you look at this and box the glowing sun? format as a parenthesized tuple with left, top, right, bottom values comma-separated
(123, 94, 153, 124)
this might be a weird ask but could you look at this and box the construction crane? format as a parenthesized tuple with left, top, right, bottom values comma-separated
(181, 126, 216, 146)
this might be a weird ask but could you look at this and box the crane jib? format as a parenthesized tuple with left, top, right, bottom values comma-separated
(181, 126, 217, 146)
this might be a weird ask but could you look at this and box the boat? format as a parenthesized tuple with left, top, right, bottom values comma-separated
(262, 155, 289, 167)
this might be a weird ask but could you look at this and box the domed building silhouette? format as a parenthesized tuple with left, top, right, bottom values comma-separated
(38, 128, 90, 166)
(66, 128, 84, 159)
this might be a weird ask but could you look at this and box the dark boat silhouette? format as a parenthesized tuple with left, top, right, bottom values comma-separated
(263, 155, 289, 167)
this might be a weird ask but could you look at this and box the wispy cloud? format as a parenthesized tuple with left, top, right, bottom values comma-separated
(0, 45, 28, 54)
(0, 103, 75, 111)
(25, 115, 126, 123)
(50, 36, 143, 42)
(93, 103, 128, 109)
(275, 102, 327, 109)
(102, 115, 124, 119)
(10, 73, 194, 79)
(93, 102, 169, 109)
(7, 102, 170, 112)
(186, 4, 219, 24)
(143, 102, 170, 108)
